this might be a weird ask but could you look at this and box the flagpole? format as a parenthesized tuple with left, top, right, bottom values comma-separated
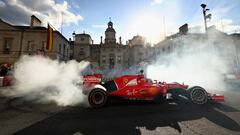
(61, 12, 63, 34)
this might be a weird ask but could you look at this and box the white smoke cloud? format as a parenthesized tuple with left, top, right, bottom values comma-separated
(147, 31, 236, 92)
(7, 55, 89, 106)
(91, 24, 107, 28)
(214, 19, 240, 33)
(147, 47, 226, 91)
(188, 18, 240, 35)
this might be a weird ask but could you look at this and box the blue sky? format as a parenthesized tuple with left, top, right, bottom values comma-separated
(61, 0, 240, 44)
(1, 0, 240, 44)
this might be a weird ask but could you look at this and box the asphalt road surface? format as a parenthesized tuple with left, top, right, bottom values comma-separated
(0, 87, 240, 135)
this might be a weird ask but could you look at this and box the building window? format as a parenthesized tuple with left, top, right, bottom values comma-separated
(63, 44, 66, 56)
(138, 52, 143, 57)
(80, 48, 84, 50)
(42, 41, 45, 49)
(109, 53, 115, 69)
(109, 58, 114, 69)
(27, 41, 35, 54)
(3, 38, 13, 54)
(102, 56, 106, 64)
(81, 38, 84, 41)
(59, 44, 62, 53)
(117, 56, 121, 63)
(67, 49, 69, 57)
(79, 51, 85, 57)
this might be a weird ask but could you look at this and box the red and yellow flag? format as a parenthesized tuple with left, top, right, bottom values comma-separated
(46, 23, 53, 51)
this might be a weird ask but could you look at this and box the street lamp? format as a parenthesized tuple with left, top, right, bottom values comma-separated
(201, 4, 211, 33)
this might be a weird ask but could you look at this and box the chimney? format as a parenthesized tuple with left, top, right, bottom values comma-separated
(179, 23, 188, 35)
(100, 36, 103, 44)
(119, 36, 122, 45)
(30, 15, 41, 27)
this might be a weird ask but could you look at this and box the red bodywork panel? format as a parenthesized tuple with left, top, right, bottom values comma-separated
(208, 93, 224, 102)
(2, 75, 14, 87)
(84, 74, 167, 99)
(83, 73, 224, 102)
(212, 95, 224, 102)
(166, 82, 189, 90)
(83, 74, 102, 85)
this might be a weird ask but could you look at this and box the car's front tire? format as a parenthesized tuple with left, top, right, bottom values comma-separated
(88, 88, 108, 108)
(188, 86, 208, 105)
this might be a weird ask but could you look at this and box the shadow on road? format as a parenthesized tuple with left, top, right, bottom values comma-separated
(12, 99, 240, 135)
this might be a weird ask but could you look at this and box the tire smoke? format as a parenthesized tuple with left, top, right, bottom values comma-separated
(9, 55, 89, 106)
(147, 31, 236, 92)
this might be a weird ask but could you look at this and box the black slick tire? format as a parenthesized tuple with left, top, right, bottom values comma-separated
(188, 86, 208, 105)
(88, 88, 108, 108)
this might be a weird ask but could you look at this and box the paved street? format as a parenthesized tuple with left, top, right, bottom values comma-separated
(0, 87, 240, 135)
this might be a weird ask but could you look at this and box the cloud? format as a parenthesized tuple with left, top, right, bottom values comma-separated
(199, 1, 240, 33)
(0, 0, 5, 7)
(91, 24, 106, 28)
(214, 19, 240, 33)
(188, 18, 240, 34)
(150, 0, 164, 6)
(0, 0, 83, 29)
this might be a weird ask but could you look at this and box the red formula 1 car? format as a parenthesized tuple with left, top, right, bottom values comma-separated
(83, 72, 224, 108)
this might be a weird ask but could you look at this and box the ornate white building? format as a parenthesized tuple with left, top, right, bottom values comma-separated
(72, 20, 155, 70)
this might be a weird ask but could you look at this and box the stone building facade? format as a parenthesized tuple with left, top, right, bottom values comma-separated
(128, 35, 155, 65)
(0, 15, 70, 64)
(229, 33, 240, 71)
(72, 21, 155, 70)
(154, 24, 240, 72)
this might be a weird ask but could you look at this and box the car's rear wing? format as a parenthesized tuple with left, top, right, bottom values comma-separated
(83, 74, 102, 85)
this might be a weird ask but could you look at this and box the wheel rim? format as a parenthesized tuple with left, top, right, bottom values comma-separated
(191, 88, 207, 104)
(91, 91, 105, 105)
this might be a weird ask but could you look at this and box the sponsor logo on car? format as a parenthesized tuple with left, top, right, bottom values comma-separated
(84, 77, 101, 82)
(126, 89, 137, 96)
(124, 78, 128, 84)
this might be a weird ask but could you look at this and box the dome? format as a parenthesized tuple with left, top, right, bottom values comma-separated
(108, 21, 113, 27)
(105, 27, 116, 32)
(106, 20, 115, 32)
(77, 33, 91, 37)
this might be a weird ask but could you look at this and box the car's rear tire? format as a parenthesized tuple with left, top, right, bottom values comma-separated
(188, 86, 208, 105)
(88, 88, 108, 108)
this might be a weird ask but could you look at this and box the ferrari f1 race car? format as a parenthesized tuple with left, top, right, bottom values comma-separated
(83, 71, 224, 108)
